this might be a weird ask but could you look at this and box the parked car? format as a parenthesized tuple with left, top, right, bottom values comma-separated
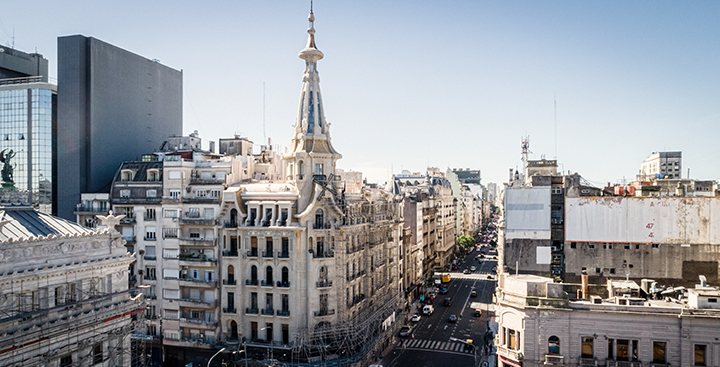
(463, 269, 469, 274)
(449, 315, 457, 323)
(399, 326, 413, 337)
(411, 314, 421, 322)
(470, 290, 477, 297)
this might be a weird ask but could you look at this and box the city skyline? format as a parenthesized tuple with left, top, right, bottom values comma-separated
(2, 1, 719, 185)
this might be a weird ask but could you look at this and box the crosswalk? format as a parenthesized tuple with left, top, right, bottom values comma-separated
(401, 339, 473, 354)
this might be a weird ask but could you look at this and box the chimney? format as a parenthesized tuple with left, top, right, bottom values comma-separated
(209, 141, 215, 153)
(581, 270, 589, 300)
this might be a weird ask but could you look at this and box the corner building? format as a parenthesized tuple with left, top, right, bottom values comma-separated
(218, 10, 404, 364)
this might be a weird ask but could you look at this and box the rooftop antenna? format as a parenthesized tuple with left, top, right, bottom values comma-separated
(554, 93, 557, 159)
(263, 82, 266, 143)
(311, 0, 314, 12)
(521, 135, 532, 166)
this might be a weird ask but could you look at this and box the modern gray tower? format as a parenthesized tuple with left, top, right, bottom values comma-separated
(57, 35, 183, 220)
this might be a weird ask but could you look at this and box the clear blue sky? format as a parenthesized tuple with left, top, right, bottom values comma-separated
(3, 1, 719, 186)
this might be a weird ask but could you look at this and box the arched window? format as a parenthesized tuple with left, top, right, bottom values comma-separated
(548, 336, 560, 355)
(282, 267, 289, 285)
(227, 265, 235, 283)
(230, 209, 237, 227)
(230, 320, 238, 340)
(266, 266, 273, 284)
(298, 161, 305, 180)
(251, 265, 257, 282)
(315, 209, 324, 229)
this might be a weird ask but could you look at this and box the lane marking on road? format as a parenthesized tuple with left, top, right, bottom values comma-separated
(427, 324, 432, 329)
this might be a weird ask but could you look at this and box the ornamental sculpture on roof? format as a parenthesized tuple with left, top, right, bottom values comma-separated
(0, 149, 16, 189)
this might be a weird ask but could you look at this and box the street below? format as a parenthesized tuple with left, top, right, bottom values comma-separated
(380, 246, 497, 367)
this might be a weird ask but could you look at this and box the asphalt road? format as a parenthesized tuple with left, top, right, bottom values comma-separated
(381, 247, 498, 367)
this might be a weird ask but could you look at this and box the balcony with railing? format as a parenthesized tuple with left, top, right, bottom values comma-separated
(178, 253, 217, 265)
(245, 279, 259, 286)
(276, 309, 290, 317)
(178, 277, 216, 287)
(316, 280, 333, 288)
(222, 220, 238, 228)
(245, 307, 259, 315)
(578, 358, 598, 367)
(262, 250, 274, 258)
(223, 250, 239, 257)
(313, 309, 335, 317)
(277, 251, 290, 259)
(496, 345, 523, 363)
(312, 249, 334, 259)
(544, 355, 564, 365)
(223, 307, 237, 314)
(223, 279, 237, 285)
(179, 238, 216, 247)
(277, 281, 290, 288)
(179, 214, 217, 226)
(313, 221, 332, 230)
(606, 361, 643, 367)
(247, 249, 258, 258)
(143, 255, 156, 261)
(261, 307, 274, 316)
(74, 204, 110, 215)
(260, 280, 274, 287)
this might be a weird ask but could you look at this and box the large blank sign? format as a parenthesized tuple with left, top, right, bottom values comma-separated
(566, 197, 720, 245)
(505, 186, 551, 240)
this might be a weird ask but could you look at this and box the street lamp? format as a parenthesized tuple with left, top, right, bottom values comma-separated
(207, 347, 226, 367)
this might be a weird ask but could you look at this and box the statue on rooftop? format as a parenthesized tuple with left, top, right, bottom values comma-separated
(0, 149, 16, 189)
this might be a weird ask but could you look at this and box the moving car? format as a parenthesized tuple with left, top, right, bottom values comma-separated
(411, 314, 421, 322)
(463, 269, 469, 274)
(444, 297, 452, 306)
(423, 305, 435, 315)
(439, 287, 448, 294)
(474, 309, 482, 317)
(470, 266, 476, 272)
(449, 315, 457, 323)
(470, 290, 477, 297)
(399, 326, 413, 337)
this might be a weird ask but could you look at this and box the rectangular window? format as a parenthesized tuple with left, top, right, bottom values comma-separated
(607, 338, 614, 359)
(652, 243, 660, 249)
(120, 190, 130, 198)
(93, 344, 103, 364)
(163, 228, 178, 238)
(695, 344, 706, 366)
(617, 339, 629, 360)
(164, 209, 179, 218)
(163, 249, 179, 259)
(581, 336, 594, 358)
(145, 267, 156, 279)
(146, 189, 157, 198)
(163, 269, 179, 279)
(146, 208, 156, 219)
(315, 163, 323, 175)
(60, 355, 73, 367)
(168, 171, 181, 179)
(169, 190, 180, 199)
(145, 227, 156, 240)
(163, 289, 179, 299)
(653, 341, 666, 364)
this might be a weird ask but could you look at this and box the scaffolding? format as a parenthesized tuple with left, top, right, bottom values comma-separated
(0, 268, 147, 367)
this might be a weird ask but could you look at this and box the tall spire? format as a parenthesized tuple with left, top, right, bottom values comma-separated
(285, 5, 341, 187)
(287, 5, 340, 155)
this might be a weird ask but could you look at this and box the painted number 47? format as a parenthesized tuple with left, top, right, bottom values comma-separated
(646, 223, 654, 229)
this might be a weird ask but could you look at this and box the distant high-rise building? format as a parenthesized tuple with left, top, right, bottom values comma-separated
(452, 168, 481, 185)
(57, 35, 183, 220)
(0, 47, 55, 214)
(640, 151, 682, 180)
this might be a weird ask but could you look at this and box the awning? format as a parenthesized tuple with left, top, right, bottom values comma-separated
(499, 355, 521, 367)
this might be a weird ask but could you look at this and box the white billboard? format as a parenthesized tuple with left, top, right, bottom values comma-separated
(566, 197, 720, 245)
(505, 186, 551, 240)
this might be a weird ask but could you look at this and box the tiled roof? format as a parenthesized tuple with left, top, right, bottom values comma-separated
(0, 207, 94, 241)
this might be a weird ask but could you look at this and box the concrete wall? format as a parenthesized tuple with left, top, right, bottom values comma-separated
(505, 186, 551, 240)
(566, 197, 720, 245)
(57, 35, 182, 220)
